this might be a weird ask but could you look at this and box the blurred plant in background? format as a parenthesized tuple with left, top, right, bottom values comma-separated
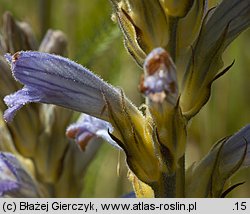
(0, 0, 250, 197)
(0, 11, 107, 197)
(0, 0, 133, 198)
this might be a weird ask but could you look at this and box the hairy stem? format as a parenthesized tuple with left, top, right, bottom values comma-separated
(152, 155, 185, 198)
(176, 155, 185, 197)
(151, 173, 176, 198)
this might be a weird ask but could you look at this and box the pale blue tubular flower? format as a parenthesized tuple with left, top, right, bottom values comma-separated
(0, 152, 40, 197)
(3, 51, 122, 123)
(3, 51, 162, 185)
(66, 114, 120, 150)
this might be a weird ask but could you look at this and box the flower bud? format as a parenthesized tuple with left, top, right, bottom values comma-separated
(110, 0, 169, 66)
(141, 47, 178, 105)
(39, 29, 68, 56)
(2, 11, 37, 53)
(140, 48, 186, 170)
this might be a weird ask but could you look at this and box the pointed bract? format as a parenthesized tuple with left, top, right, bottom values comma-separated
(186, 125, 250, 197)
(110, 0, 169, 66)
(180, 0, 250, 119)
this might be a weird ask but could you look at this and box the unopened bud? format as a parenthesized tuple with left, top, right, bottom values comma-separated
(141, 47, 178, 105)
(2, 11, 37, 53)
(110, 0, 169, 66)
(39, 29, 68, 56)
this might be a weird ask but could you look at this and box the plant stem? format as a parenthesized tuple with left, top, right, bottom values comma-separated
(144, 20, 187, 195)
(152, 154, 185, 198)
(176, 155, 185, 197)
(151, 173, 176, 198)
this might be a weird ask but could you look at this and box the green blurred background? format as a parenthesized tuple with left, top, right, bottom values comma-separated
(0, 0, 250, 197)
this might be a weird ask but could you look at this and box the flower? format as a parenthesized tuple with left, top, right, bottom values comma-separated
(39, 29, 68, 56)
(66, 114, 120, 150)
(0, 152, 40, 197)
(0, 11, 103, 197)
(112, 0, 250, 120)
(110, 0, 169, 66)
(3, 51, 121, 123)
(111, 0, 206, 65)
(1, 11, 38, 54)
(141, 47, 178, 105)
(2, 0, 250, 198)
(3, 51, 164, 185)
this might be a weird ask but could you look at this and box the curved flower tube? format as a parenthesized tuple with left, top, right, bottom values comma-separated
(3, 51, 123, 123)
(3, 51, 163, 185)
